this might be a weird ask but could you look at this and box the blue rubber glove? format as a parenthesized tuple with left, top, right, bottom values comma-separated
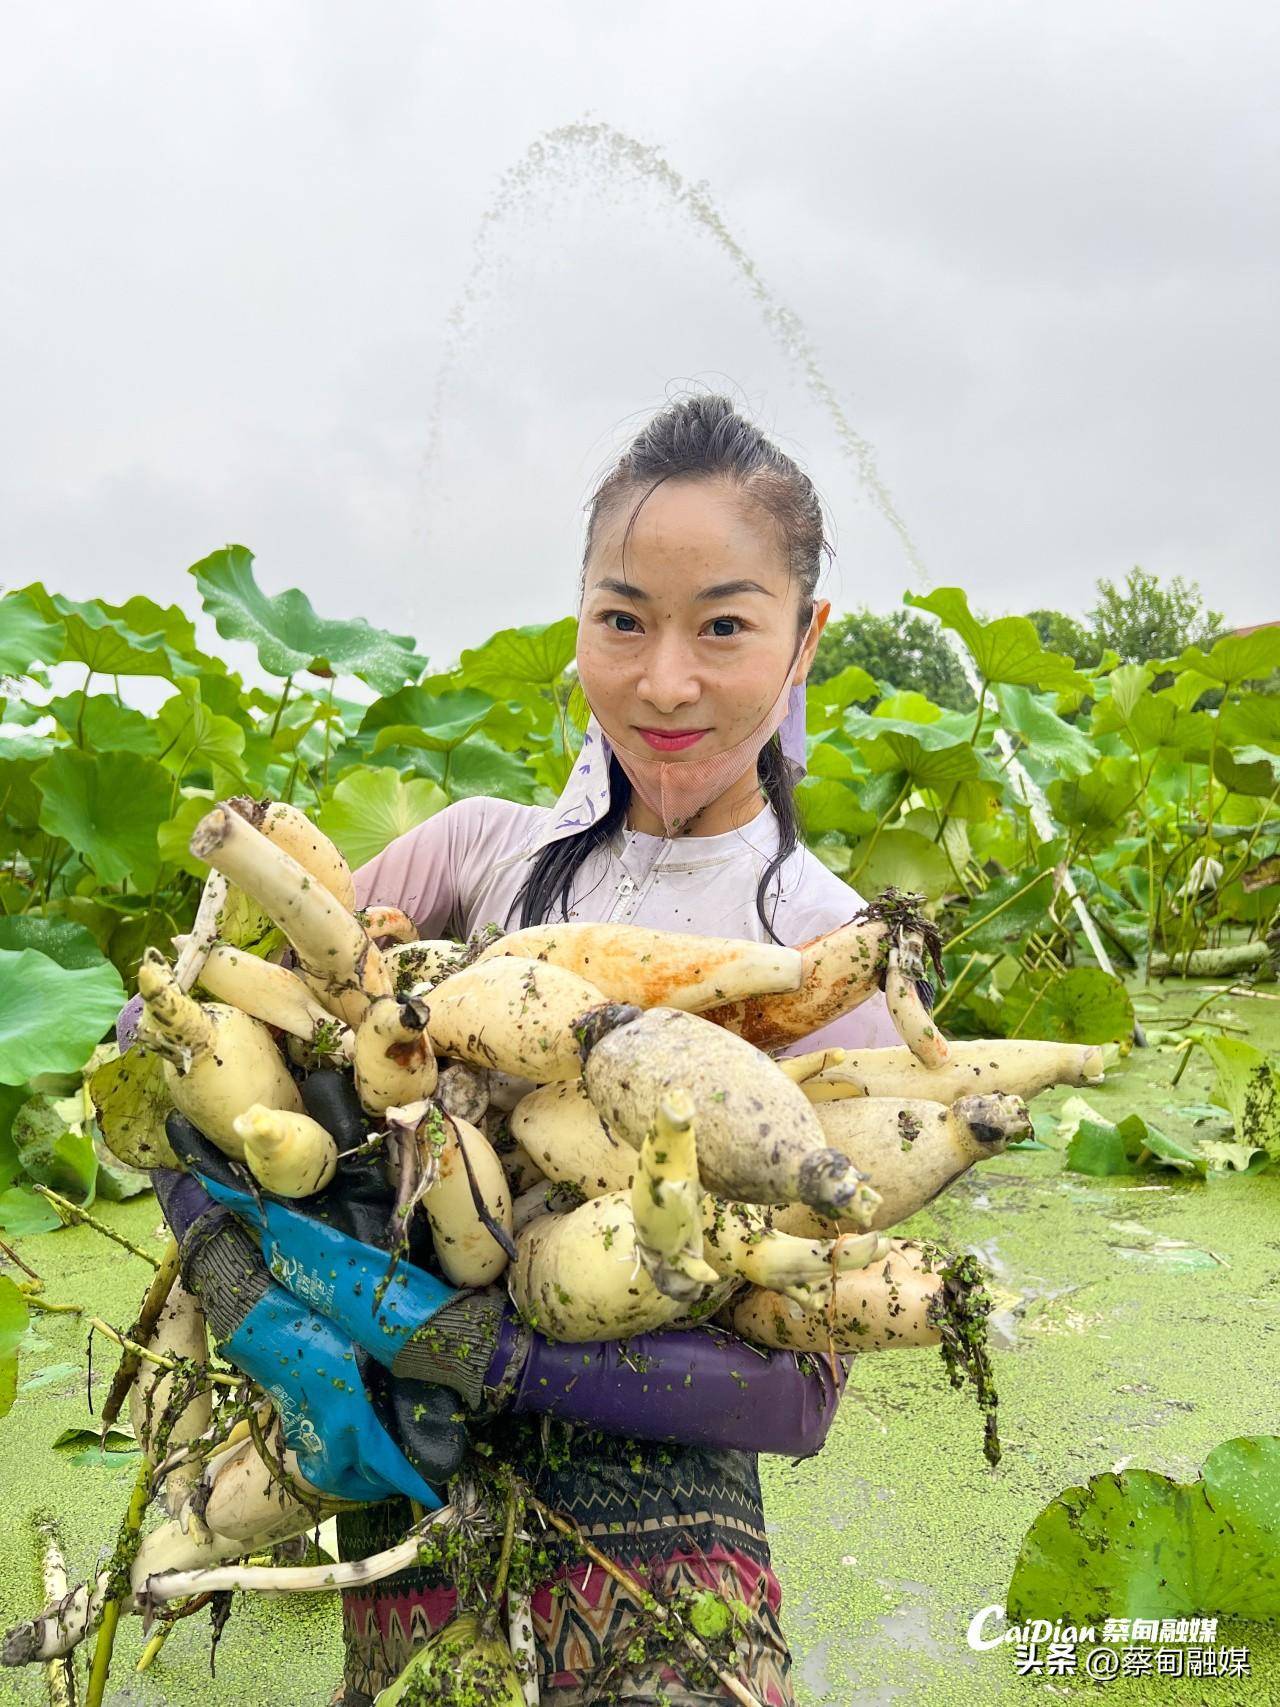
(153, 1167, 446, 1509)
(223, 1286, 444, 1507)
(164, 1114, 464, 1383)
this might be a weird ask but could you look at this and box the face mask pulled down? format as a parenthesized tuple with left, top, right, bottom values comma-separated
(594, 618, 814, 837)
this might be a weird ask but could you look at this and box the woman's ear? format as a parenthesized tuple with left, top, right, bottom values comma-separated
(795, 599, 832, 680)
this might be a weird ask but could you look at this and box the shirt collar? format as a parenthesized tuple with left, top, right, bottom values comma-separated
(525, 711, 781, 866)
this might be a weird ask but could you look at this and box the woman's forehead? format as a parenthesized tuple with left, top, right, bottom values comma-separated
(584, 479, 790, 593)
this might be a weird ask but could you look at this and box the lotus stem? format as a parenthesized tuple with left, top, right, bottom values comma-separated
(87, 1320, 241, 1390)
(172, 871, 229, 992)
(84, 1456, 153, 1707)
(33, 1190, 161, 1269)
(100, 1238, 181, 1429)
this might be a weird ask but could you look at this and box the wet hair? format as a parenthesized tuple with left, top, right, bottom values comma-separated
(508, 393, 830, 942)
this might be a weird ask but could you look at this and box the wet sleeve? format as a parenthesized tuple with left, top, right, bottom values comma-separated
(501, 1319, 849, 1458)
(352, 797, 489, 938)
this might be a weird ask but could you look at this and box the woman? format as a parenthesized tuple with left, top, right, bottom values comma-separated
(338, 394, 900, 1705)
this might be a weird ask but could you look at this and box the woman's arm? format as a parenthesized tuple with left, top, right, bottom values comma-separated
(488, 1310, 847, 1459)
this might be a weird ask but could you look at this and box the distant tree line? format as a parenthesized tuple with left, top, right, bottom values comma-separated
(812, 567, 1235, 709)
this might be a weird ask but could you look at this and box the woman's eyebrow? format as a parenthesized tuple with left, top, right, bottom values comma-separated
(590, 577, 775, 601)
(697, 579, 775, 601)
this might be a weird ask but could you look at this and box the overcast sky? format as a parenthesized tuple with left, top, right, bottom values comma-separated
(2, 2, 1275, 679)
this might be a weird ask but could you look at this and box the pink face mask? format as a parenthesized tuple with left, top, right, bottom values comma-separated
(602, 612, 815, 835)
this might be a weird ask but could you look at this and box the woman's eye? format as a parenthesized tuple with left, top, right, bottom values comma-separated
(602, 612, 641, 634)
(706, 616, 744, 638)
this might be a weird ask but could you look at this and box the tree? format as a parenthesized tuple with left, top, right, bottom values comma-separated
(812, 609, 975, 710)
(1026, 609, 1100, 669)
(1087, 567, 1223, 663)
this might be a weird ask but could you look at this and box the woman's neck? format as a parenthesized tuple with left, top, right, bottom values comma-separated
(624, 769, 769, 838)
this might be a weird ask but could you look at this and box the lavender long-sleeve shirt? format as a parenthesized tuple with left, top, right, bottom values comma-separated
(353, 792, 897, 1459)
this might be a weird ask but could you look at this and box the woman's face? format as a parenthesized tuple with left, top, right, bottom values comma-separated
(577, 477, 829, 761)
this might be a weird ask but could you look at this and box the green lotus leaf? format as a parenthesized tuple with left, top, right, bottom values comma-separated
(12, 1095, 98, 1205)
(45, 693, 159, 755)
(1094, 662, 1153, 724)
(1091, 689, 1211, 758)
(1174, 627, 1280, 688)
(1003, 966, 1134, 1046)
(810, 835, 853, 876)
(795, 779, 875, 840)
(1056, 1097, 1206, 1177)
(1007, 1436, 1280, 1626)
(0, 948, 125, 1085)
(365, 688, 497, 754)
(872, 690, 945, 725)
(0, 1188, 61, 1237)
(456, 618, 577, 702)
(842, 711, 979, 788)
(804, 741, 858, 782)
(952, 870, 1056, 955)
(1219, 695, 1280, 754)
(904, 587, 1085, 691)
(0, 918, 105, 971)
(0, 696, 44, 727)
(848, 827, 954, 901)
(191, 545, 427, 693)
(996, 685, 1097, 777)
(937, 779, 1003, 822)
(156, 794, 217, 879)
(442, 736, 539, 803)
(318, 766, 448, 869)
(17, 584, 200, 678)
(1200, 1036, 1280, 1160)
(1048, 757, 1137, 834)
(807, 666, 877, 715)
(1214, 744, 1280, 798)
(0, 732, 50, 768)
(0, 591, 64, 677)
(154, 679, 246, 791)
(35, 748, 171, 887)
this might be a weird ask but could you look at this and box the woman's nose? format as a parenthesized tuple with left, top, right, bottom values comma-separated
(635, 636, 702, 712)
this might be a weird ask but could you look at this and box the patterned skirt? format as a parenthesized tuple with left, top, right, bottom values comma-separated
(336, 1426, 796, 1706)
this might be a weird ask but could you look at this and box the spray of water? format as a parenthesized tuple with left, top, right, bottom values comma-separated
(425, 118, 1122, 988)
(423, 118, 926, 583)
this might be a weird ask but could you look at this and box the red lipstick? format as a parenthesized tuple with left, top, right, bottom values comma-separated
(636, 727, 709, 752)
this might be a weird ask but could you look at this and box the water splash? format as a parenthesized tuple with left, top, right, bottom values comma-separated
(423, 117, 927, 582)
(423, 119, 1123, 984)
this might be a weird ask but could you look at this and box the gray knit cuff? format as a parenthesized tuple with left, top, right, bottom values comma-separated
(181, 1210, 271, 1342)
(390, 1289, 509, 1413)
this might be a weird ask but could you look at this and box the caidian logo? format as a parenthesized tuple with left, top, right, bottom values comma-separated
(967, 1607, 1099, 1651)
